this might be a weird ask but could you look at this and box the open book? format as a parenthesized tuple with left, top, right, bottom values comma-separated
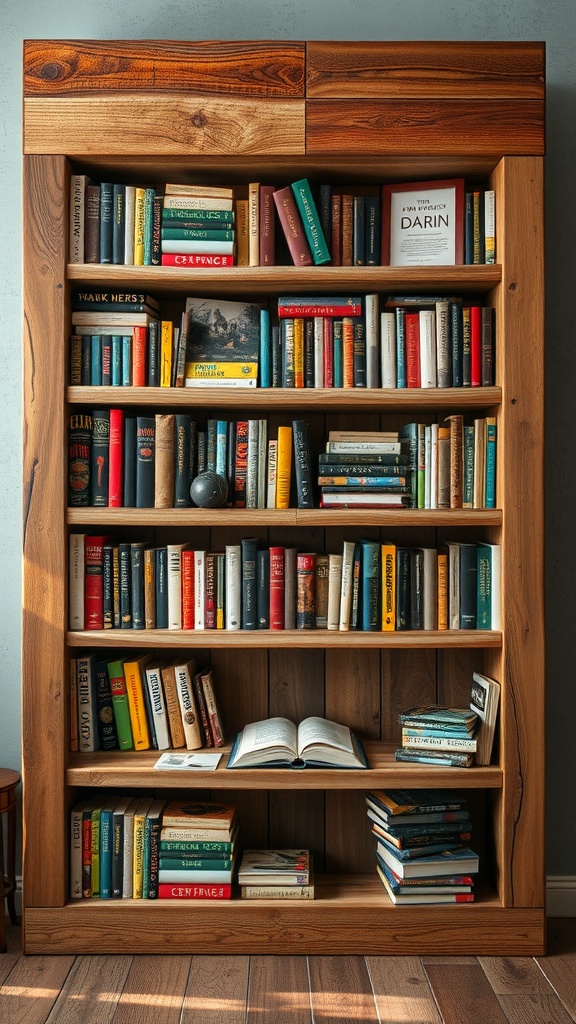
(227, 716, 368, 769)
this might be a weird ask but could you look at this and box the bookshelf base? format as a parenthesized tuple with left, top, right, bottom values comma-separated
(23, 876, 546, 956)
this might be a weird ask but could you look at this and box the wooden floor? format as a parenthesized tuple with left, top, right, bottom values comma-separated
(0, 918, 575, 1023)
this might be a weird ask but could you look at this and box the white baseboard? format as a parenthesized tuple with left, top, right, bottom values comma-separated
(546, 876, 576, 917)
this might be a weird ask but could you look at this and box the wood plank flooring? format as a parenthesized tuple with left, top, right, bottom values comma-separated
(0, 918, 574, 1023)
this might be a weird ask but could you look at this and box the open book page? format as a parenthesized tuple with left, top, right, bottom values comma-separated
(230, 717, 298, 767)
(297, 716, 357, 764)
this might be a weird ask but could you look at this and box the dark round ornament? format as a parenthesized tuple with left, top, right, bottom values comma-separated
(190, 472, 228, 508)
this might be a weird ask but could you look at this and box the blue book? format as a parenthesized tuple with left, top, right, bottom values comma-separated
(112, 184, 126, 265)
(485, 419, 497, 508)
(259, 308, 271, 387)
(90, 335, 102, 385)
(81, 335, 91, 384)
(290, 178, 331, 265)
(99, 799, 117, 898)
(121, 336, 132, 386)
(154, 546, 168, 628)
(215, 420, 228, 478)
(99, 182, 114, 263)
(361, 540, 380, 631)
(111, 335, 122, 385)
(395, 309, 407, 388)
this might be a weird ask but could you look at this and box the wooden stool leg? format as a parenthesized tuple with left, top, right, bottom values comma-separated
(6, 801, 18, 925)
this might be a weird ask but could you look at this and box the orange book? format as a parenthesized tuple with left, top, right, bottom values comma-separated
(342, 316, 355, 387)
(381, 543, 396, 631)
(132, 326, 147, 387)
(293, 317, 305, 388)
(275, 425, 292, 509)
(123, 654, 152, 750)
(160, 320, 173, 387)
(181, 548, 195, 630)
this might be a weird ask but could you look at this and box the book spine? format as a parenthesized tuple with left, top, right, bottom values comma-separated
(296, 553, 316, 628)
(200, 668, 225, 747)
(484, 417, 497, 508)
(107, 661, 134, 750)
(194, 550, 206, 630)
(257, 548, 270, 628)
(95, 659, 118, 749)
(108, 409, 124, 507)
(145, 664, 171, 749)
(284, 547, 297, 629)
(225, 544, 241, 630)
(269, 545, 285, 629)
(275, 426, 292, 509)
(160, 665, 186, 749)
(272, 186, 313, 267)
(292, 419, 314, 508)
(136, 416, 156, 508)
(174, 663, 203, 749)
(90, 409, 110, 506)
(99, 182, 114, 263)
(291, 178, 331, 265)
(76, 656, 99, 752)
(68, 413, 92, 507)
(123, 659, 152, 749)
(241, 537, 258, 630)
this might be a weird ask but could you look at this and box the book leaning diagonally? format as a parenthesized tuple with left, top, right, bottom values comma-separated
(227, 716, 368, 770)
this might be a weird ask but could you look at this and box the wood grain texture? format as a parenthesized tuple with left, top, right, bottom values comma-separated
(47, 954, 132, 1022)
(246, 956, 311, 1024)
(367, 955, 442, 1023)
(112, 955, 191, 1024)
(306, 99, 545, 156)
(0, 952, 75, 1023)
(537, 919, 576, 1018)
(182, 955, 249, 1024)
(24, 40, 305, 97)
(309, 956, 378, 1023)
(306, 42, 545, 99)
(423, 962, 511, 1024)
(24, 95, 305, 156)
(22, 154, 69, 909)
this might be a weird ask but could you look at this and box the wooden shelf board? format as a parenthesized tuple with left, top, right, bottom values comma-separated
(66, 741, 503, 789)
(67, 628, 502, 649)
(66, 507, 503, 527)
(23, 878, 545, 956)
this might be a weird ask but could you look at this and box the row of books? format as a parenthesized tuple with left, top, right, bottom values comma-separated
(394, 671, 500, 768)
(69, 534, 500, 633)
(70, 176, 496, 268)
(367, 788, 480, 904)
(73, 651, 224, 753)
(69, 290, 497, 391)
(70, 797, 238, 900)
(68, 414, 311, 510)
(398, 416, 496, 511)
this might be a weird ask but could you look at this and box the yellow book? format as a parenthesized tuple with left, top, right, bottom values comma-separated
(293, 317, 305, 388)
(133, 186, 146, 266)
(235, 198, 249, 267)
(123, 654, 152, 750)
(248, 181, 260, 266)
(160, 321, 173, 387)
(275, 425, 292, 509)
(437, 552, 448, 630)
(381, 543, 396, 630)
(132, 796, 153, 898)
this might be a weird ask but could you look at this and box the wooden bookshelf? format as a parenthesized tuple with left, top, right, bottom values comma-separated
(22, 40, 545, 954)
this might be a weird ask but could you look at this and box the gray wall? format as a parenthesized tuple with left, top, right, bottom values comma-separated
(1, 1, 574, 878)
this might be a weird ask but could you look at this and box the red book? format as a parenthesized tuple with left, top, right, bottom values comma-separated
(323, 317, 334, 387)
(158, 883, 232, 899)
(233, 420, 248, 508)
(269, 545, 285, 629)
(84, 535, 110, 629)
(470, 305, 482, 387)
(161, 253, 235, 267)
(259, 184, 276, 266)
(181, 548, 195, 629)
(342, 317, 355, 388)
(132, 325, 147, 386)
(404, 312, 421, 388)
(272, 186, 313, 267)
(278, 300, 362, 318)
(108, 408, 124, 507)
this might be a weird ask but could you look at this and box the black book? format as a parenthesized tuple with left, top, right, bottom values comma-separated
(136, 416, 155, 508)
(350, 541, 363, 630)
(318, 452, 411, 467)
(257, 548, 270, 628)
(112, 183, 126, 264)
(151, 192, 163, 266)
(95, 658, 119, 749)
(364, 196, 381, 266)
(68, 412, 92, 507)
(71, 290, 160, 313)
(226, 420, 236, 499)
(271, 323, 282, 388)
(99, 182, 114, 264)
(123, 416, 137, 507)
(154, 547, 168, 628)
(118, 542, 132, 629)
(103, 544, 114, 629)
(353, 195, 365, 265)
(174, 414, 193, 507)
(147, 318, 160, 387)
(130, 542, 146, 630)
(292, 419, 314, 509)
(81, 335, 91, 385)
(459, 542, 478, 629)
(481, 306, 494, 386)
(396, 547, 411, 631)
(304, 319, 314, 388)
(450, 301, 463, 387)
(353, 317, 366, 387)
(410, 548, 424, 630)
(90, 409, 110, 507)
(241, 537, 258, 630)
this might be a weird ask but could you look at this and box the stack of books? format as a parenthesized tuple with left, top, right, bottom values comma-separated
(238, 849, 314, 899)
(394, 705, 479, 767)
(160, 184, 236, 267)
(318, 430, 413, 509)
(367, 788, 479, 904)
(157, 800, 238, 900)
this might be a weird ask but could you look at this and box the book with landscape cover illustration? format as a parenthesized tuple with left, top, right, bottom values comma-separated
(227, 716, 367, 769)
(184, 296, 261, 386)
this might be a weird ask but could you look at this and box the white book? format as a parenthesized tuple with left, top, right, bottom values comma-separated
(429, 422, 439, 509)
(419, 309, 437, 388)
(69, 800, 84, 899)
(338, 540, 356, 631)
(284, 547, 297, 629)
(69, 325, 137, 336)
(380, 311, 396, 388)
(122, 798, 138, 899)
(435, 300, 452, 388)
(484, 189, 496, 264)
(194, 550, 206, 629)
(246, 419, 260, 509)
(144, 663, 171, 749)
(173, 660, 203, 749)
(124, 185, 136, 265)
(248, 181, 260, 266)
(471, 671, 501, 765)
(167, 543, 185, 629)
(424, 425, 432, 509)
(266, 439, 278, 508)
(69, 532, 85, 630)
(313, 317, 325, 387)
(326, 441, 403, 454)
(69, 173, 89, 263)
(163, 194, 234, 211)
(402, 733, 477, 751)
(327, 554, 343, 631)
(422, 547, 438, 631)
(72, 311, 156, 326)
(161, 239, 235, 255)
(365, 292, 380, 387)
(164, 182, 234, 199)
(257, 419, 267, 508)
(225, 544, 241, 630)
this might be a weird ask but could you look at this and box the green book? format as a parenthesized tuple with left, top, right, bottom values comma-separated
(106, 660, 134, 750)
(290, 178, 331, 265)
(158, 857, 233, 871)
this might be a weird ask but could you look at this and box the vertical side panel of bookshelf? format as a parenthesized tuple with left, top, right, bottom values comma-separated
(491, 155, 545, 909)
(23, 153, 69, 907)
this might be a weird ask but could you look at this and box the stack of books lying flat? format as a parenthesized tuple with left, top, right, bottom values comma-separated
(366, 788, 479, 904)
(394, 705, 479, 768)
(238, 849, 314, 899)
(157, 800, 238, 900)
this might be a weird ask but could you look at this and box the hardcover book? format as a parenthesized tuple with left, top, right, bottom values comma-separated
(227, 716, 368, 769)
(184, 296, 261, 386)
